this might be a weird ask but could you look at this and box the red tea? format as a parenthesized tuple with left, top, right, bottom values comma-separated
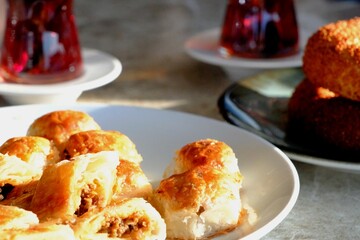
(0, 0, 83, 84)
(219, 0, 299, 59)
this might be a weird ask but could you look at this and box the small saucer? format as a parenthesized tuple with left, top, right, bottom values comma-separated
(184, 28, 307, 80)
(0, 48, 122, 105)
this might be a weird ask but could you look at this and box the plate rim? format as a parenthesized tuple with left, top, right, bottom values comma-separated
(0, 48, 122, 95)
(218, 80, 360, 173)
(0, 103, 300, 240)
(184, 28, 305, 69)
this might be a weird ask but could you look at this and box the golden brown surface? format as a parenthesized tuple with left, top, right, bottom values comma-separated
(303, 17, 360, 100)
(112, 159, 152, 202)
(30, 151, 118, 223)
(72, 198, 166, 240)
(0, 205, 38, 231)
(63, 129, 143, 164)
(0, 136, 60, 168)
(164, 138, 240, 178)
(1, 181, 38, 210)
(287, 79, 360, 151)
(26, 110, 101, 152)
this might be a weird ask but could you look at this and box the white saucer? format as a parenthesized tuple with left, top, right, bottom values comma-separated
(184, 28, 307, 80)
(0, 48, 122, 105)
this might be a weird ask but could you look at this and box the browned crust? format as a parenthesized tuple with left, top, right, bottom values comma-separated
(303, 17, 360, 100)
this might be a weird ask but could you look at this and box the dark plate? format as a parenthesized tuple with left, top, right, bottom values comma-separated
(218, 68, 360, 166)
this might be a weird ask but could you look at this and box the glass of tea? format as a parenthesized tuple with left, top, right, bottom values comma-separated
(219, 0, 299, 59)
(0, 0, 83, 84)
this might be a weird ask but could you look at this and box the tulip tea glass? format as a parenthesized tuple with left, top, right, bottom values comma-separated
(219, 0, 299, 59)
(0, 0, 83, 84)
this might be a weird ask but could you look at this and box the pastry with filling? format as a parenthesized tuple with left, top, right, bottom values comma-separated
(27, 110, 101, 152)
(63, 130, 143, 164)
(30, 151, 119, 223)
(0, 153, 42, 200)
(151, 166, 243, 239)
(1, 223, 76, 240)
(0, 136, 60, 168)
(0, 205, 38, 231)
(64, 130, 152, 201)
(1, 180, 38, 210)
(164, 138, 241, 178)
(72, 198, 166, 240)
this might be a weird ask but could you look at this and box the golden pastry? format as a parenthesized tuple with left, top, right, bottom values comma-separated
(1, 180, 38, 210)
(112, 159, 153, 202)
(30, 151, 119, 223)
(0, 205, 38, 231)
(164, 138, 241, 178)
(63, 130, 151, 201)
(0, 136, 60, 168)
(0, 153, 42, 189)
(72, 198, 166, 240)
(151, 166, 243, 239)
(1, 223, 76, 240)
(303, 17, 360, 101)
(63, 129, 143, 164)
(27, 110, 101, 152)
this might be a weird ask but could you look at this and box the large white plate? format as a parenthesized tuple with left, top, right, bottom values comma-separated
(0, 48, 122, 105)
(0, 104, 300, 240)
(184, 28, 306, 69)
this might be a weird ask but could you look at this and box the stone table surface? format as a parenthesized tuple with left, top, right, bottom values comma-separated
(1, 0, 360, 239)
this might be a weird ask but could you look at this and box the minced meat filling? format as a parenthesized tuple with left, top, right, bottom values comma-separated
(75, 183, 99, 216)
(99, 214, 149, 238)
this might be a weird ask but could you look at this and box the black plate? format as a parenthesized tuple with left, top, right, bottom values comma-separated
(218, 68, 360, 163)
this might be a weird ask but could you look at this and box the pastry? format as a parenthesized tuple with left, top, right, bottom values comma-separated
(151, 166, 242, 239)
(72, 198, 166, 240)
(0, 153, 42, 189)
(63, 129, 143, 164)
(303, 17, 360, 101)
(164, 138, 241, 178)
(0, 136, 60, 168)
(27, 110, 101, 152)
(63, 130, 151, 201)
(30, 151, 119, 223)
(1, 223, 76, 240)
(0, 205, 38, 231)
(287, 78, 360, 152)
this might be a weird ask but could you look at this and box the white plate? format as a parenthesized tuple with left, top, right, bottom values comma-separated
(184, 28, 306, 79)
(0, 48, 122, 105)
(0, 104, 299, 240)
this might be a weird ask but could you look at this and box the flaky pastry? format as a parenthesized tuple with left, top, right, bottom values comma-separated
(152, 166, 242, 239)
(0, 136, 60, 168)
(72, 198, 166, 240)
(27, 110, 101, 152)
(30, 151, 119, 223)
(164, 138, 241, 178)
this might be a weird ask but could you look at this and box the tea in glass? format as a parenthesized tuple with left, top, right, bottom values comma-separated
(219, 0, 299, 59)
(0, 0, 83, 84)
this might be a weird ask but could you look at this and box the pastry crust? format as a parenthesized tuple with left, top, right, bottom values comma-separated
(1, 223, 76, 240)
(1, 180, 38, 210)
(0, 153, 42, 187)
(303, 17, 360, 100)
(0, 205, 38, 231)
(152, 166, 242, 239)
(164, 138, 241, 178)
(0, 136, 60, 168)
(30, 151, 119, 223)
(72, 198, 166, 240)
(27, 110, 101, 152)
(63, 129, 143, 164)
(287, 78, 360, 151)
(112, 159, 153, 202)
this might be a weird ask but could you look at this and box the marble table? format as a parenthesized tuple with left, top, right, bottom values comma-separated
(1, 0, 360, 239)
